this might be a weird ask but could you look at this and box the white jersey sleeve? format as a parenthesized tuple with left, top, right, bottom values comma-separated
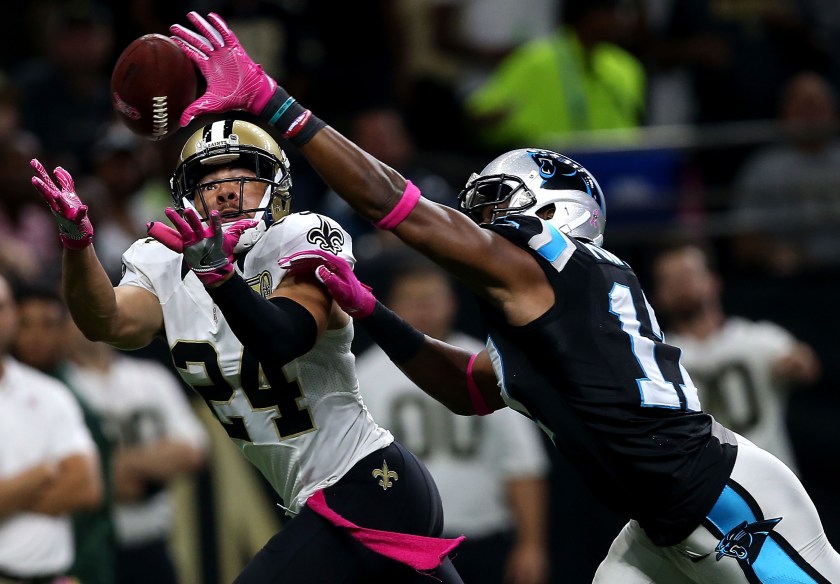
(118, 237, 183, 301)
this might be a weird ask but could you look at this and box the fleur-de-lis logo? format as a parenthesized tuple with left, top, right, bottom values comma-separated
(372, 461, 399, 490)
(306, 217, 345, 254)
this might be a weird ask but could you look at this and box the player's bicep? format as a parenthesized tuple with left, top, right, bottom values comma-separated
(110, 285, 164, 349)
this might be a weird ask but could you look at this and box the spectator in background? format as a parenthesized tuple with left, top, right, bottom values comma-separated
(12, 284, 117, 584)
(729, 71, 840, 276)
(651, 242, 820, 473)
(658, 0, 827, 126)
(466, 0, 646, 149)
(61, 321, 208, 584)
(355, 258, 549, 584)
(13, 2, 115, 174)
(653, 0, 830, 190)
(0, 273, 102, 582)
(279, 0, 408, 122)
(396, 0, 559, 151)
(423, 0, 558, 96)
(79, 122, 170, 283)
(0, 77, 57, 284)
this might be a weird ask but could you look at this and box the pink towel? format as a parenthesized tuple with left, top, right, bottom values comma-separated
(306, 490, 465, 570)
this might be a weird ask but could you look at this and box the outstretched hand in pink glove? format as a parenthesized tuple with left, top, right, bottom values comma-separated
(170, 12, 276, 126)
(279, 250, 376, 318)
(147, 207, 256, 286)
(30, 159, 94, 250)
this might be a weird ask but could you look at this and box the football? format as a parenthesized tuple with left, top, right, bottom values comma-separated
(111, 34, 198, 141)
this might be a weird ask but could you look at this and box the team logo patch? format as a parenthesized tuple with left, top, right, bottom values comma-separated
(245, 271, 273, 298)
(527, 149, 602, 210)
(372, 461, 399, 490)
(306, 217, 345, 254)
(715, 517, 782, 564)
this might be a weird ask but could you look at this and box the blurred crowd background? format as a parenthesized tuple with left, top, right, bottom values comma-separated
(1, 0, 840, 583)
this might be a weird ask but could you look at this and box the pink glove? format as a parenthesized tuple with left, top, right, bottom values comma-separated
(147, 207, 256, 286)
(30, 159, 93, 250)
(170, 12, 277, 126)
(279, 250, 376, 318)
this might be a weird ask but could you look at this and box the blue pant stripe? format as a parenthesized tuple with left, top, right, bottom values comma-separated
(707, 485, 756, 534)
(752, 538, 819, 584)
(706, 482, 830, 584)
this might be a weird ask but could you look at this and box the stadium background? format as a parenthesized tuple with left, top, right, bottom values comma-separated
(0, 1, 838, 582)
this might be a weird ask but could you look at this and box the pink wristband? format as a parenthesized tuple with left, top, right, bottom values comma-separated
(374, 181, 421, 230)
(466, 353, 493, 416)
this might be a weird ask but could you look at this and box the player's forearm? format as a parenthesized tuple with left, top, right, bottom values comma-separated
(116, 440, 205, 481)
(359, 302, 504, 415)
(207, 274, 318, 366)
(29, 454, 102, 515)
(506, 476, 549, 548)
(395, 339, 480, 415)
(299, 127, 408, 223)
(0, 464, 54, 518)
(62, 246, 121, 342)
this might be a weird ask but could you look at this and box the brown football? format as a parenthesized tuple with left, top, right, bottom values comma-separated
(111, 34, 198, 141)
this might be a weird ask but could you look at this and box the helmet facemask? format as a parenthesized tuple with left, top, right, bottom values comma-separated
(459, 173, 536, 224)
(170, 120, 292, 230)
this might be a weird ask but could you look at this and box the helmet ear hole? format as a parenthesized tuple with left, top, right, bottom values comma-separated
(536, 203, 556, 220)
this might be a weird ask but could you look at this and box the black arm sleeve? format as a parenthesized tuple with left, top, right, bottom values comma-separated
(206, 274, 318, 366)
(360, 300, 426, 363)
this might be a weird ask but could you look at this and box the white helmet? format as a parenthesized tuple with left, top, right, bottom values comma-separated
(458, 148, 606, 246)
(170, 119, 292, 228)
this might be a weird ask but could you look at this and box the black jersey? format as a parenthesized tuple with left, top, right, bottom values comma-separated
(480, 216, 737, 546)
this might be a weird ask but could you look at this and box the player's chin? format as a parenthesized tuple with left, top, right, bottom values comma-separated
(220, 211, 256, 224)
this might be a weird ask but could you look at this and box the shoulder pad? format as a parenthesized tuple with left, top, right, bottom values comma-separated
(485, 215, 575, 271)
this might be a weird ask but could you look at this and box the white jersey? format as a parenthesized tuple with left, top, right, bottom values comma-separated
(64, 355, 208, 545)
(355, 333, 548, 537)
(666, 317, 798, 470)
(0, 357, 96, 575)
(119, 212, 393, 513)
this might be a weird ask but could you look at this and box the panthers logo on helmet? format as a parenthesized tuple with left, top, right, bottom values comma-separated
(528, 150, 603, 211)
